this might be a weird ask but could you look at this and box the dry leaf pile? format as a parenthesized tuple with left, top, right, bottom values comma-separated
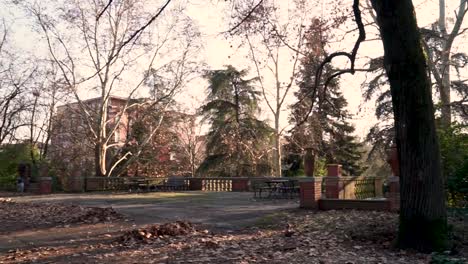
(0, 199, 123, 233)
(114, 211, 430, 264)
(118, 221, 197, 244)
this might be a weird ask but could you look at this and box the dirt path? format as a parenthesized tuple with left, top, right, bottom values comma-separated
(10, 192, 299, 228)
(0, 192, 298, 252)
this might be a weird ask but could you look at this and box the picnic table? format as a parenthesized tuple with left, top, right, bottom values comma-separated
(254, 179, 300, 199)
(125, 177, 151, 192)
(155, 177, 189, 191)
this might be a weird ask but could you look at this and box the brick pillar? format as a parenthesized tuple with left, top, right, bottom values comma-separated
(38, 163, 52, 194)
(388, 176, 400, 211)
(300, 178, 322, 209)
(69, 168, 84, 192)
(232, 178, 249, 192)
(189, 178, 203, 191)
(325, 164, 342, 199)
(39, 177, 52, 194)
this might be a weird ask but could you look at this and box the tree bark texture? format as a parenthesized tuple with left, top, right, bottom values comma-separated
(370, 0, 448, 252)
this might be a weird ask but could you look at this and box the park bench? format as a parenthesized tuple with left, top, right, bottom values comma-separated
(253, 179, 300, 199)
(155, 177, 189, 191)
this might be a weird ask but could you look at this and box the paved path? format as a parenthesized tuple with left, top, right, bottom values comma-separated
(1, 192, 299, 252)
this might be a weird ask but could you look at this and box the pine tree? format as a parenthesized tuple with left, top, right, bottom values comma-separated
(198, 66, 273, 177)
(289, 19, 365, 176)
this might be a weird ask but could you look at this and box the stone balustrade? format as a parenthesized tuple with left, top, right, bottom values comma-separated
(298, 164, 399, 212)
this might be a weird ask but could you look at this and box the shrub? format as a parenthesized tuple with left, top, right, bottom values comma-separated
(438, 123, 468, 207)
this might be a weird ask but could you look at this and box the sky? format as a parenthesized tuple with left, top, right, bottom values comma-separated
(2, 0, 468, 139)
(182, 0, 468, 137)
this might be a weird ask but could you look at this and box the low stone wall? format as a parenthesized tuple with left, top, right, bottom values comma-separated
(318, 198, 391, 211)
(298, 164, 399, 212)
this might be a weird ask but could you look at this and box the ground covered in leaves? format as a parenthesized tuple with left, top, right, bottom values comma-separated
(0, 198, 123, 233)
(1, 203, 467, 264)
(0, 194, 466, 264)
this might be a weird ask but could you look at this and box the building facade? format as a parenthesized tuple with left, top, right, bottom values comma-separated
(50, 96, 203, 190)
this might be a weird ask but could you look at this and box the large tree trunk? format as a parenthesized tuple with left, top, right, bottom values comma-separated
(96, 96, 108, 177)
(370, 0, 448, 252)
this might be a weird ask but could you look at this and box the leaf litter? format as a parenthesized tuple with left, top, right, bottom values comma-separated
(0, 200, 466, 264)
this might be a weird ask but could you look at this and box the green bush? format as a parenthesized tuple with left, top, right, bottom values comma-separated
(438, 123, 468, 207)
(0, 173, 16, 191)
(282, 154, 326, 177)
(0, 143, 39, 190)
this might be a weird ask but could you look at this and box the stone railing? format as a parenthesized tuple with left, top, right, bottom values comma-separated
(189, 177, 256, 192)
(322, 176, 385, 199)
(201, 178, 233, 191)
(193, 176, 314, 192)
(299, 164, 399, 212)
(83, 176, 314, 192)
(84, 176, 302, 192)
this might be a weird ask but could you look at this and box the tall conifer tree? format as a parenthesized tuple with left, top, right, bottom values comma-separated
(289, 19, 364, 176)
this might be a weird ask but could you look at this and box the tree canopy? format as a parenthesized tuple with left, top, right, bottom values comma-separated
(198, 66, 273, 177)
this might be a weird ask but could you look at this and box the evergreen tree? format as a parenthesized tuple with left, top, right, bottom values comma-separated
(198, 66, 273, 177)
(288, 19, 365, 176)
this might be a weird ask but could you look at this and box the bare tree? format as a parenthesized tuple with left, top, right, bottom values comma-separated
(363, 0, 468, 128)
(19, 0, 200, 177)
(424, 0, 468, 127)
(228, 0, 309, 176)
(0, 23, 36, 145)
(26, 62, 69, 163)
(170, 111, 205, 177)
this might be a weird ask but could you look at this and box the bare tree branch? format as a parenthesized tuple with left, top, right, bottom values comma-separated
(227, 0, 264, 35)
(292, 0, 366, 130)
(97, 0, 114, 21)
